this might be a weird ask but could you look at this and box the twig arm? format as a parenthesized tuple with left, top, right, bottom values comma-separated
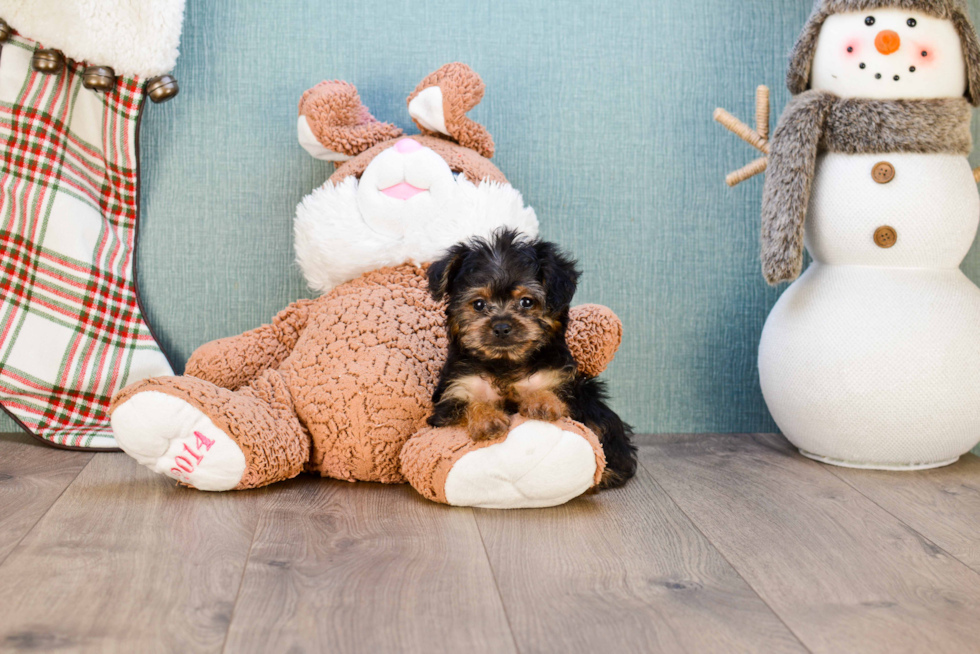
(713, 108, 770, 155)
(716, 85, 772, 187)
(726, 157, 769, 188)
(755, 86, 770, 140)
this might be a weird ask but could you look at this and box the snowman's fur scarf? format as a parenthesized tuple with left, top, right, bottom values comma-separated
(761, 91, 972, 284)
(295, 175, 539, 294)
(788, 0, 980, 105)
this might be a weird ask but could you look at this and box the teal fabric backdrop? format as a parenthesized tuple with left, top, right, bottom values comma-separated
(9, 0, 980, 436)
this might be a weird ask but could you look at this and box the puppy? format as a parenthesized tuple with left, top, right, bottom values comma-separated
(426, 229, 637, 489)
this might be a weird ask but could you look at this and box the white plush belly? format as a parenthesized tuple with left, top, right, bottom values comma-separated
(759, 263, 980, 465)
(805, 153, 979, 268)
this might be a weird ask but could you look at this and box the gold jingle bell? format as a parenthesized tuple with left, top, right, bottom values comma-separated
(0, 18, 11, 44)
(146, 75, 178, 103)
(82, 66, 116, 92)
(31, 49, 64, 74)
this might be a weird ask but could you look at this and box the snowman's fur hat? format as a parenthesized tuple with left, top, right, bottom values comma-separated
(787, 0, 980, 105)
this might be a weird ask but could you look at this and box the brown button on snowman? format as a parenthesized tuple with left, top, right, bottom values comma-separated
(871, 161, 895, 183)
(718, 0, 980, 469)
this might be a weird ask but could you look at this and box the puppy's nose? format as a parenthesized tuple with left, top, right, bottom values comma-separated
(492, 322, 512, 339)
(875, 30, 900, 55)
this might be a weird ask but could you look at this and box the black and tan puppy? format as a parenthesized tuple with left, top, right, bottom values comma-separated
(426, 229, 637, 489)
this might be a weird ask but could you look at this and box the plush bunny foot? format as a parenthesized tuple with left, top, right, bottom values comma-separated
(111, 390, 247, 491)
(111, 372, 310, 491)
(401, 416, 605, 509)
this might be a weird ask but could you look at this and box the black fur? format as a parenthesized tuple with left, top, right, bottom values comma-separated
(426, 229, 637, 489)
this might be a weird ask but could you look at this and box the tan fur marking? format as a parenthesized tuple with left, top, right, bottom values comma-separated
(511, 283, 544, 301)
(442, 375, 502, 404)
(513, 369, 572, 396)
(518, 389, 567, 422)
(513, 369, 572, 422)
(465, 402, 510, 441)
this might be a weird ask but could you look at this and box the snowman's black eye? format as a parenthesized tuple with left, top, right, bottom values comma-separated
(860, 63, 866, 69)
(907, 18, 917, 27)
(865, 16, 876, 26)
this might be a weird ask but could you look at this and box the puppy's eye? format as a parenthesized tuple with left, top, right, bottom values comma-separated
(907, 18, 917, 27)
(520, 298, 535, 309)
(473, 299, 486, 312)
(865, 16, 875, 26)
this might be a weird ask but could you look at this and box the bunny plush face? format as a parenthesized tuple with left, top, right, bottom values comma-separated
(357, 138, 461, 231)
(293, 64, 538, 294)
(810, 9, 967, 99)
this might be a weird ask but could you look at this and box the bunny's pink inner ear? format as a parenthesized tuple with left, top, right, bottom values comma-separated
(298, 80, 402, 161)
(407, 63, 495, 159)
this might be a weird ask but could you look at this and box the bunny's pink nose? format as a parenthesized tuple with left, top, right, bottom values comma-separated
(395, 138, 423, 154)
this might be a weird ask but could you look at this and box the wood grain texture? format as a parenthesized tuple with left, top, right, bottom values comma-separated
(0, 453, 266, 654)
(641, 434, 980, 654)
(823, 453, 980, 573)
(222, 477, 516, 654)
(473, 465, 807, 654)
(0, 433, 92, 566)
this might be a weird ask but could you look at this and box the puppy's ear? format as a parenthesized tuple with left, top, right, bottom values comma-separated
(535, 241, 580, 312)
(428, 243, 470, 301)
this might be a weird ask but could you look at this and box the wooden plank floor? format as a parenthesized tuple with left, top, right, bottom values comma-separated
(1, 432, 979, 653)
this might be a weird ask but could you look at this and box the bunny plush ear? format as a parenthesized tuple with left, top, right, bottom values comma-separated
(298, 80, 403, 162)
(407, 63, 495, 159)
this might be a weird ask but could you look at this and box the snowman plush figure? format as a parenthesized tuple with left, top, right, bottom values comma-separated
(731, 0, 980, 469)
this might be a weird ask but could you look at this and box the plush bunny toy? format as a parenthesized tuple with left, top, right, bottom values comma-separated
(109, 64, 624, 508)
(723, 1, 980, 469)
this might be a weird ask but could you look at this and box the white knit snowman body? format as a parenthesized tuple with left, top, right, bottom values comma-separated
(759, 8, 980, 468)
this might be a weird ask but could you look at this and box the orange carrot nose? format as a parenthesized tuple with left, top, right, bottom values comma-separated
(875, 30, 901, 55)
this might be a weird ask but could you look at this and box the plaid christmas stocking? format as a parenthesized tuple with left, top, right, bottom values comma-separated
(0, 35, 173, 449)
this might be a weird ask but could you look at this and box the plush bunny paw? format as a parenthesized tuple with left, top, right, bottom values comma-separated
(401, 416, 605, 509)
(566, 304, 623, 378)
(111, 390, 247, 491)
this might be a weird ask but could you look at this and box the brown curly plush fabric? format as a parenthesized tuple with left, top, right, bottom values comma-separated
(567, 304, 623, 378)
(110, 370, 311, 490)
(406, 62, 496, 159)
(186, 298, 315, 391)
(277, 265, 446, 483)
(299, 80, 403, 157)
(329, 135, 507, 186)
(401, 416, 606, 505)
(115, 264, 622, 491)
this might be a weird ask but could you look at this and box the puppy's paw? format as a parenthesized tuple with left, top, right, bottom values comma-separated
(518, 390, 567, 422)
(466, 404, 510, 441)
